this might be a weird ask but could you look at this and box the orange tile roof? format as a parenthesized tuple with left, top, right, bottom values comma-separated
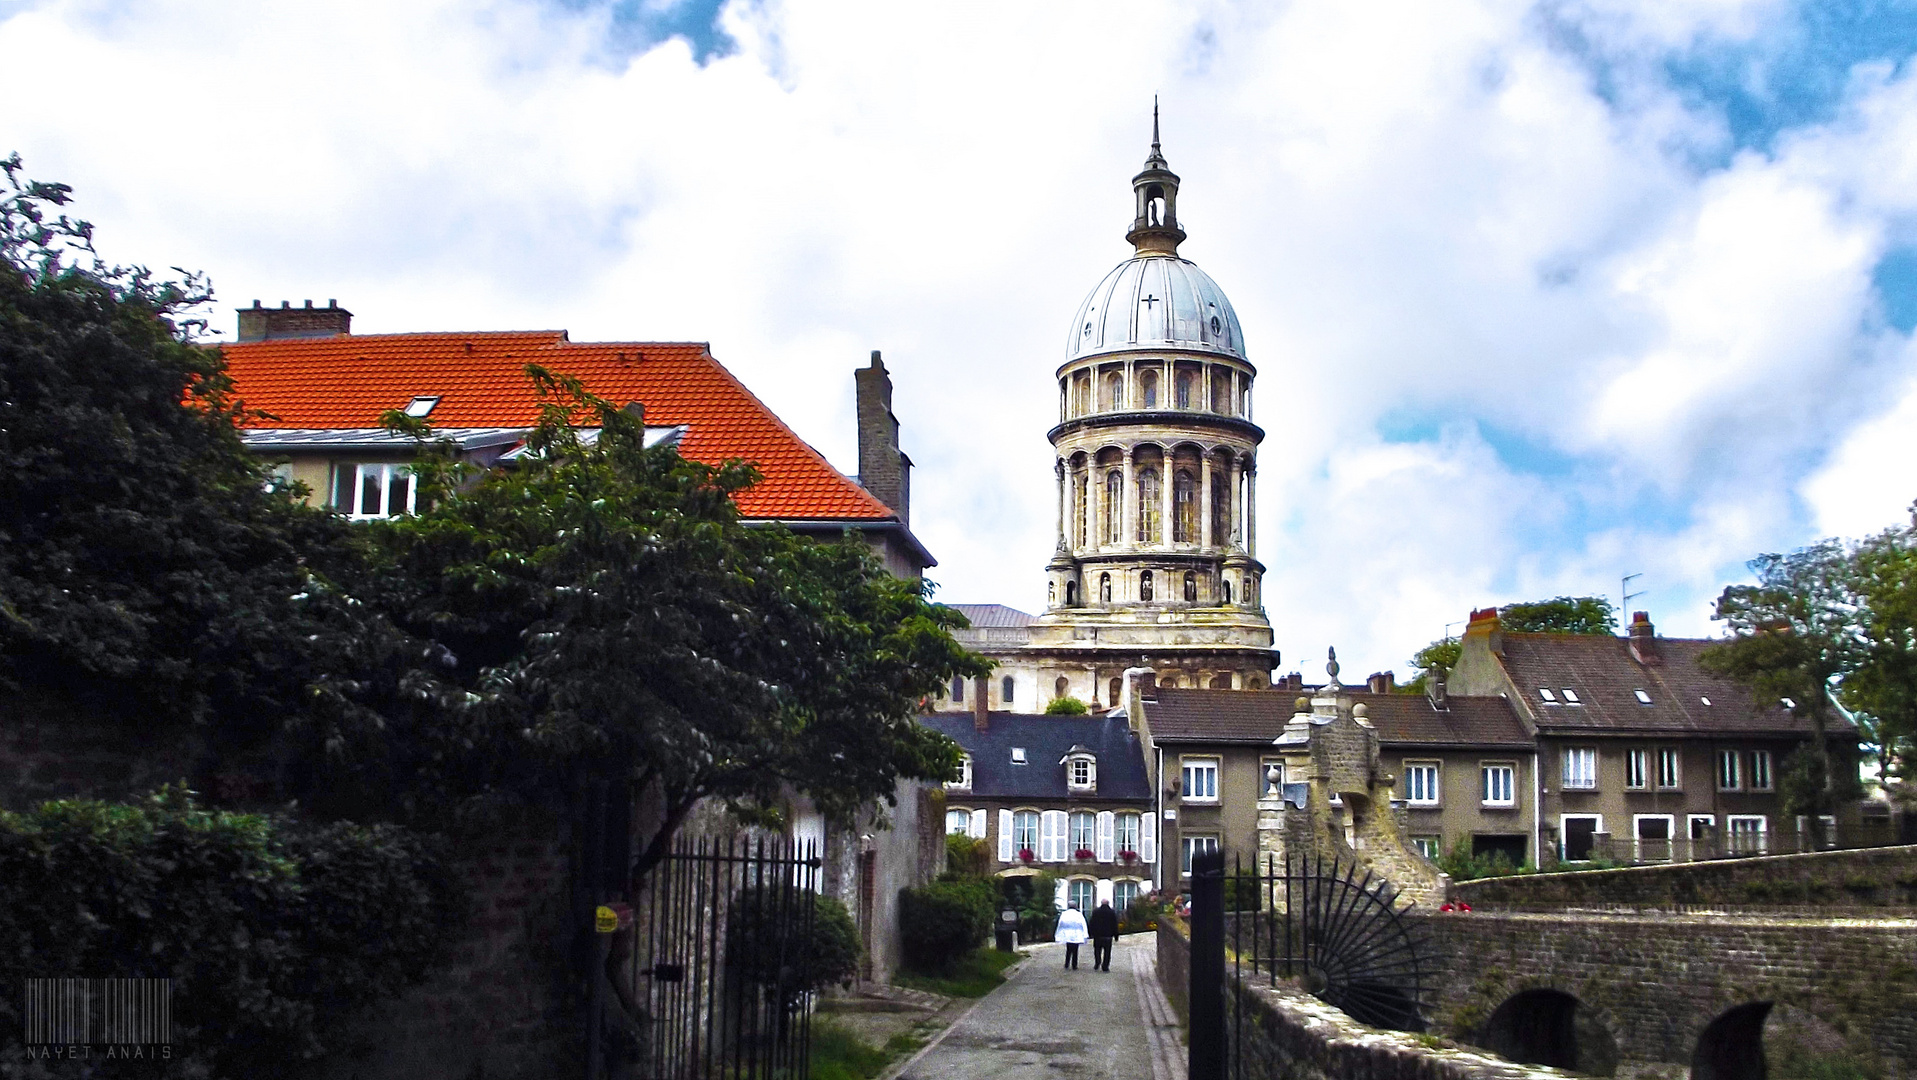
(219, 331, 897, 522)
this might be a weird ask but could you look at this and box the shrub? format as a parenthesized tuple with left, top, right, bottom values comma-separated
(1005, 872, 1061, 941)
(945, 834, 992, 879)
(1436, 840, 1536, 882)
(728, 886, 861, 1006)
(0, 787, 458, 1074)
(899, 879, 995, 971)
(1044, 697, 1088, 715)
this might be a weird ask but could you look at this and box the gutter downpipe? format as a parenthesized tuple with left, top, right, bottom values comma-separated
(1120, 665, 1160, 894)
(1533, 749, 1543, 868)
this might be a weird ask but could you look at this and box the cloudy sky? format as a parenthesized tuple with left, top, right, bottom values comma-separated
(6, 0, 1917, 679)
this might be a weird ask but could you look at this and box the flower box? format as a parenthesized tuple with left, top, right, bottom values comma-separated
(1119, 849, 1138, 863)
(1018, 848, 1036, 863)
(1073, 847, 1096, 861)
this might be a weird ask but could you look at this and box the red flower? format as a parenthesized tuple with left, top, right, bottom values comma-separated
(1074, 847, 1096, 860)
(1018, 848, 1036, 862)
(1119, 849, 1138, 862)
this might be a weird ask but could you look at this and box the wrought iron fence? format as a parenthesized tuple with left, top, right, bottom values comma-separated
(629, 835, 822, 1080)
(1189, 850, 1438, 1080)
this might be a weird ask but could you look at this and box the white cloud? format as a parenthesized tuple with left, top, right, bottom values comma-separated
(4, 0, 1915, 674)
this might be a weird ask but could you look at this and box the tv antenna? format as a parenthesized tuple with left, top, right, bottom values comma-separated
(1622, 573, 1646, 618)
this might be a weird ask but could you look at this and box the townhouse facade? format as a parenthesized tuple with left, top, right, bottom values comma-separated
(920, 700, 1157, 913)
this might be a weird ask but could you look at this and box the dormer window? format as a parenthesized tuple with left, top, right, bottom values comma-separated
(946, 754, 972, 791)
(1062, 746, 1098, 792)
(1011, 748, 1027, 765)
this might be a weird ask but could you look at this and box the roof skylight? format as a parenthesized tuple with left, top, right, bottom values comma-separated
(1011, 748, 1027, 764)
(1633, 689, 1652, 705)
(403, 396, 440, 418)
(1780, 697, 1796, 710)
(1561, 688, 1582, 704)
(1701, 696, 1712, 706)
(1538, 688, 1558, 703)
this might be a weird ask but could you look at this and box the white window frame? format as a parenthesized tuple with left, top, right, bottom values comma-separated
(1114, 812, 1141, 859)
(338, 462, 417, 519)
(1013, 809, 1040, 857)
(1181, 757, 1220, 802)
(946, 755, 972, 791)
(1656, 747, 1681, 790)
(1180, 833, 1219, 876)
(945, 808, 971, 834)
(1562, 747, 1597, 790)
(1625, 749, 1648, 790)
(1749, 750, 1773, 791)
(1402, 761, 1441, 806)
(1727, 814, 1767, 854)
(1411, 836, 1441, 859)
(1559, 813, 1604, 863)
(1560, 688, 1582, 705)
(1069, 811, 1097, 858)
(1066, 877, 1097, 913)
(1481, 762, 1516, 807)
(1686, 814, 1716, 840)
(1066, 755, 1097, 792)
(1112, 879, 1142, 914)
(1632, 814, 1675, 863)
(1716, 749, 1742, 791)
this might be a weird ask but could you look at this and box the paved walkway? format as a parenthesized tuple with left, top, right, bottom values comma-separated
(893, 936, 1185, 1080)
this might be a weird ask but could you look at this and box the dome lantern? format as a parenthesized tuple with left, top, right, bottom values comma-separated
(1126, 100, 1186, 257)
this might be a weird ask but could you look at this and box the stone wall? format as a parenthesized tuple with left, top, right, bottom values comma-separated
(1157, 921, 1571, 1080)
(1426, 910, 1917, 1076)
(304, 811, 578, 1080)
(1453, 844, 1917, 912)
(0, 689, 204, 810)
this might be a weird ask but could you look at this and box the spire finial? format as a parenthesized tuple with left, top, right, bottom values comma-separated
(1152, 95, 1161, 155)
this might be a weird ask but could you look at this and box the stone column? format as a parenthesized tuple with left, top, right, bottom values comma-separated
(1054, 459, 1066, 549)
(1200, 454, 1214, 549)
(1228, 456, 1242, 546)
(1122, 448, 1136, 548)
(1245, 464, 1257, 557)
(1160, 451, 1174, 547)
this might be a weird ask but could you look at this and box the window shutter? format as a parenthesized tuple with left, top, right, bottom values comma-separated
(1041, 810, 1068, 862)
(971, 808, 987, 840)
(998, 809, 1014, 862)
(1097, 811, 1115, 862)
(1140, 811, 1157, 863)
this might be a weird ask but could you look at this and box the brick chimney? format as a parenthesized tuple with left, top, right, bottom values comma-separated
(1428, 669, 1449, 711)
(855, 351, 911, 524)
(973, 675, 989, 732)
(1628, 611, 1660, 665)
(1463, 605, 1504, 657)
(236, 299, 352, 342)
(1367, 671, 1395, 694)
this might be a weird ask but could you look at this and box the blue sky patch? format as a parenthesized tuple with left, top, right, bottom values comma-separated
(548, 0, 735, 65)
(1874, 247, 1917, 332)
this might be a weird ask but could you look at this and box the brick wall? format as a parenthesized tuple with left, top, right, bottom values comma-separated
(1157, 921, 1573, 1079)
(1426, 910, 1917, 1075)
(1453, 843, 1917, 912)
(0, 690, 203, 811)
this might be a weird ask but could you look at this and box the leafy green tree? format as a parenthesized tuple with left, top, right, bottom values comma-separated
(0, 155, 392, 769)
(1397, 638, 1462, 695)
(1499, 596, 1617, 635)
(350, 370, 989, 876)
(1701, 543, 1862, 827)
(1839, 515, 1917, 800)
(1044, 695, 1089, 715)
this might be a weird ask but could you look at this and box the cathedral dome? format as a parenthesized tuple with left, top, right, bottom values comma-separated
(1066, 255, 1246, 362)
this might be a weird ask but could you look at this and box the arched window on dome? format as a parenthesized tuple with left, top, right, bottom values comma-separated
(1073, 373, 1091, 416)
(1211, 473, 1231, 547)
(1073, 471, 1088, 548)
(1002, 676, 1015, 704)
(1055, 676, 1069, 700)
(1173, 470, 1196, 542)
(1099, 573, 1112, 604)
(1065, 581, 1078, 606)
(1140, 370, 1159, 408)
(1210, 674, 1233, 690)
(1140, 570, 1154, 602)
(1184, 571, 1197, 603)
(1137, 468, 1161, 542)
(1211, 370, 1232, 413)
(1103, 371, 1123, 412)
(1223, 578, 1233, 605)
(1108, 677, 1122, 706)
(1104, 471, 1122, 545)
(1176, 371, 1193, 409)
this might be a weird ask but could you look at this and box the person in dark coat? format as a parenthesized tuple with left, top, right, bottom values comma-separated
(1088, 900, 1120, 971)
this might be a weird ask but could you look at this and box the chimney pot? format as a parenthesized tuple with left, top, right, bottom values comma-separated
(237, 299, 354, 343)
(1428, 670, 1449, 711)
(854, 353, 909, 524)
(1629, 611, 1660, 664)
(327, 298, 337, 308)
(251, 299, 261, 309)
(1367, 671, 1394, 694)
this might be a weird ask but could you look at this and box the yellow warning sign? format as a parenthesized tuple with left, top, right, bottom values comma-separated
(595, 905, 618, 933)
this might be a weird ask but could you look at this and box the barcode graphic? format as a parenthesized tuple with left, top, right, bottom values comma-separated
(22, 979, 171, 1045)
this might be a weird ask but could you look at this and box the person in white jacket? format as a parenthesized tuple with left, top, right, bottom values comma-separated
(1055, 901, 1090, 970)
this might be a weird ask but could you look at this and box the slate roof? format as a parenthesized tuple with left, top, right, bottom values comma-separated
(949, 604, 1036, 628)
(219, 333, 897, 523)
(918, 713, 1152, 802)
(1496, 633, 1852, 738)
(1143, 688, 1530, 748)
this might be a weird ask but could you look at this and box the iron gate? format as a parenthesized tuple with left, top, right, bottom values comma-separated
(630, 836, 823, 1080)
(1190, 850, 1437, 1080)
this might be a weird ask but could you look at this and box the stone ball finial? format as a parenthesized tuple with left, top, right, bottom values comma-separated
(1295, 696, 1310, 712)
(1352, 703, 1368, 718)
